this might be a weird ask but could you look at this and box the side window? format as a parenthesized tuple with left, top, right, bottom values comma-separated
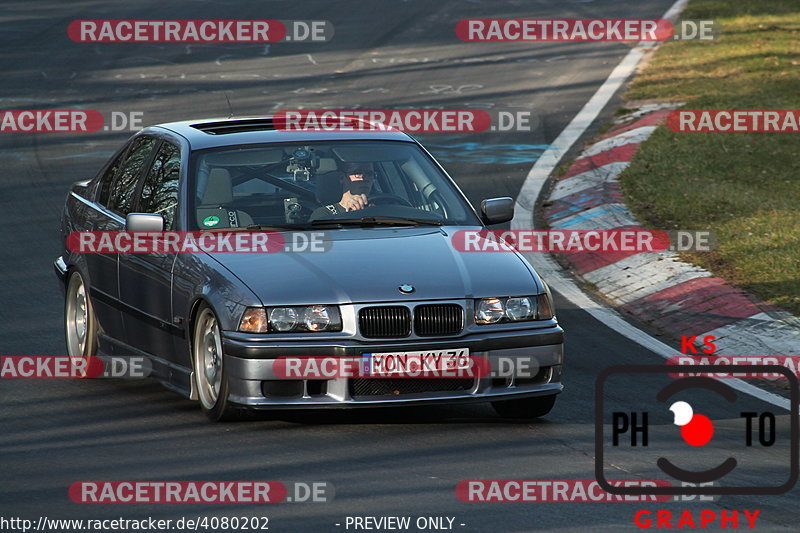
(97, 147, 129, 207)
(108, 135, 158, 216)
(140, 142, 181, 230)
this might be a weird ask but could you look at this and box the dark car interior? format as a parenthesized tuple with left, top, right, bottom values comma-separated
(191, 141, 463, 229)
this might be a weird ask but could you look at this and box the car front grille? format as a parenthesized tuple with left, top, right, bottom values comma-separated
(359, 306, 411, 338)
(359, 304, 464, 338)
(349, 378, 475, 397)
(414, 304, 463, 336)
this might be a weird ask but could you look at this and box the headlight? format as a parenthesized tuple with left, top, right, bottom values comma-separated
(474, 295, 554, 324)
(475, 297, 505, 324)
(304, 305, 337, 331)
(269, 307, 299, 332)
(506, 297, 534, 320)
(238, 305, 343, 333)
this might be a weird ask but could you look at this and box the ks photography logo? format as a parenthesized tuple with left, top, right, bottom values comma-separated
(595, 365, 798, 496)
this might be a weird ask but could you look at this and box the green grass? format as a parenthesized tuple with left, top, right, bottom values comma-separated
(620, 0, 800, 315)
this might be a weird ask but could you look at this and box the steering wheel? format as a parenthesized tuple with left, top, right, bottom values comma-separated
(368, 193, 413, 207)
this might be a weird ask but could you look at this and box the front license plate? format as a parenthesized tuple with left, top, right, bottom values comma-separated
(361, 348, 470, 377)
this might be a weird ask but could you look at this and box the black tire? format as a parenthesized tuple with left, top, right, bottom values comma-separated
(492, 395, 557, 419)
(192, 305, 239, 422)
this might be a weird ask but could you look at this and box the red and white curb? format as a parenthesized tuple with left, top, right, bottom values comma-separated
(512, 0, 792, 409)
(542, 107, 800, 356)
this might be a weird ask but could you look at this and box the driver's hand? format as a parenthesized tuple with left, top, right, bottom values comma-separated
(340, 191, 368, 211)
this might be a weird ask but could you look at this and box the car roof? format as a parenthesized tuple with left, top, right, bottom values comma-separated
(149, 117, 417, 150)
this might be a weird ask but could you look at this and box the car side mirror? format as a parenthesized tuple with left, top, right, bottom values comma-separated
(480, 197, 515, 225)
(126, 213, 164, 232)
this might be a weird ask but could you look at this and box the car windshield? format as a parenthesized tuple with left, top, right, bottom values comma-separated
(188, 140, 479, 230)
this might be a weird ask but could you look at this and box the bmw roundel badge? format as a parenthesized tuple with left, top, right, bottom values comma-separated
(398, 284, 415, 294)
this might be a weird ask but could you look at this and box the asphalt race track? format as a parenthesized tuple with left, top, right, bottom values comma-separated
(1, 1, 797, 532)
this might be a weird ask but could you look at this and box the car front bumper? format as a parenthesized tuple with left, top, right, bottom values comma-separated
(219, 325, 564, 408)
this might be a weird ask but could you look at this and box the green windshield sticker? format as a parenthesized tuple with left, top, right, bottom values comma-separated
(202, 215, 220, 227)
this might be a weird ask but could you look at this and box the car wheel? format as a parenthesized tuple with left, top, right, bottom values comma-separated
(491, 395, 556, 419)
(65, 271, 97, 359)
(192, 305, 238, 421)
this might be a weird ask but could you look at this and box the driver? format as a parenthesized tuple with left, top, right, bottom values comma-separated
(313, 162, 376, 217)
(338, 161, 375, 211)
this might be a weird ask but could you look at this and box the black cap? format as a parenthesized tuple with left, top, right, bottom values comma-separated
(342, 161, 373, 174)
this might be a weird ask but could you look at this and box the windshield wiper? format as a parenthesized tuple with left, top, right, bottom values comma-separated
(201, 224, 306, 231)
(243, 224, 308, 231)
(311, 216, 443, 227)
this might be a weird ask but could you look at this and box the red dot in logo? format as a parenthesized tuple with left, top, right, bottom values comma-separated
(681, 414, 714, 446)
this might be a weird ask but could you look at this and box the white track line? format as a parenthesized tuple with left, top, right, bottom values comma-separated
(511, 0, 792, 411)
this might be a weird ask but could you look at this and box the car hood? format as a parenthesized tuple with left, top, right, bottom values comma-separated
(208, 227, 542, 305)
